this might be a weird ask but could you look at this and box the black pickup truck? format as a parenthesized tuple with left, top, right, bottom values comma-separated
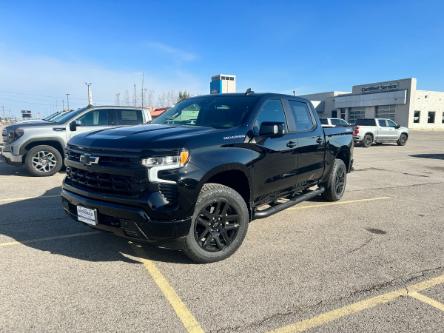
(61, 92, 353, 263)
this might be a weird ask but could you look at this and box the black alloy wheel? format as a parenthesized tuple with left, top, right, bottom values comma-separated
(194, 199, 240, 252)
(334, 165, 346, 197)
(183, 183, 249, 263)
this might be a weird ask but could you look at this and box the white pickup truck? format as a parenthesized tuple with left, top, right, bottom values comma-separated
(353, 118, 409, 147)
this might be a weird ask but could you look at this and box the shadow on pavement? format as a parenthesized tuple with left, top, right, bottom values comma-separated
(410, 154, 444, 160)
(0, 187, 193, 264)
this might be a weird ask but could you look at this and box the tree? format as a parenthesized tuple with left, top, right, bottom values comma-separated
(178, 90, 190, 102)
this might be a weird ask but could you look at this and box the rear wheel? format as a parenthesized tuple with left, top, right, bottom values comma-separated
(397, 133, 408, 146)
(322, 159, 347, 202)
(25, 145, 63, 177)
(183, 183, 249, 263)
(362, 134, 373, 148)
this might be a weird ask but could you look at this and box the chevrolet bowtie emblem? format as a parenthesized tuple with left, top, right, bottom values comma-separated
(79, 154, 100, 166)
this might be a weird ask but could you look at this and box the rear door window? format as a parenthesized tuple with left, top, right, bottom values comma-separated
(115, 109, 143, 125)
(378, 119, 387, 127)
(287, 100, 315, 132)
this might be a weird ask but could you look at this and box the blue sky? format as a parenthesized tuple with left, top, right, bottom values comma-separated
(0, 0, 443, 116)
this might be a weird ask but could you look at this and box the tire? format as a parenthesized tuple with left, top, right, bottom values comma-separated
(362, 134, 373, 148)
(25, 145, 63, 177)
(182, 183, 249, 263)
(322, 159, 347, 202)
(397, 133, 408, 146)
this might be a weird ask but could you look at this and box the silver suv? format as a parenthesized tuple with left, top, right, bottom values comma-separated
(352, 118, 409, 147)
(1, 106, 151, 176)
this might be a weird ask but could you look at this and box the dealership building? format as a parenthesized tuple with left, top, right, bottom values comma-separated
(299, 78, 444, 129)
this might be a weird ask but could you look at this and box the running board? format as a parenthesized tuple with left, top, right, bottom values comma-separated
(253, 187, 325, 219)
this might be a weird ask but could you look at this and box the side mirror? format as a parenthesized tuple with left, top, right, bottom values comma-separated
(395, 124, 400, 129)
(69, 121, 77, 131)
(259, 122, 285, 137)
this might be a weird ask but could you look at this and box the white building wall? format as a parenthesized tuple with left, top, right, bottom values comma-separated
(412, 90, 444, 129)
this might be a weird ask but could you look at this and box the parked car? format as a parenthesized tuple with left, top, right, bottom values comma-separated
(1, 106, 151, 176)
(320, 118, 351, 127)
(352, 118, 409, 147)
(61, 92, 354, 263)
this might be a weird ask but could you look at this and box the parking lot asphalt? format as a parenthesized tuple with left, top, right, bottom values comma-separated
(0, 130, 443, 332)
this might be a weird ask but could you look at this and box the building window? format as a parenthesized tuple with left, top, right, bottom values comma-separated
(442, 112, 444, 124)
(331, 110, 337, 118)
(340, 108, 346, 120)
(414, 111, 420, 123)
(348, 107, 366, 124)
(375, 105, 396, 121)
(428, 111, 436, 124)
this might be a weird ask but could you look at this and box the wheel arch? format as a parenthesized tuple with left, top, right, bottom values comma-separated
(200, 165, 252, 217)
(20, 138, 65, 158)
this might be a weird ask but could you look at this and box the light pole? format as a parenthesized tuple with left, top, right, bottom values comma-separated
(85, 82, 93, 105)
(66, 93, 70, 111)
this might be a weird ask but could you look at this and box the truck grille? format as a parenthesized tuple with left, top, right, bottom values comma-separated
(158, 183, 178, 204)
(66, 166, 148, 195)
(66, 149, 138, 168)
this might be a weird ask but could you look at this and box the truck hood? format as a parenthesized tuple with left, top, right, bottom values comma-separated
(5, 120, 54, 132)
(68, 124, 234, 151)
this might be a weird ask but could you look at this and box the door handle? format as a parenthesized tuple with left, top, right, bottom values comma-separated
(287, 140, 297, 148)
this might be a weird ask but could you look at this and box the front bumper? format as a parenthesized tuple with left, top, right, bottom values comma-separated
(0, 146, 23, 164)
(61, 189, 192, 243)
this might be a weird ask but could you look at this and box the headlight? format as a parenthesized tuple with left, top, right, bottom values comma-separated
(141, 149, 190, 168)
(6, 128, 24, 142)
(141, 149, 190, 184)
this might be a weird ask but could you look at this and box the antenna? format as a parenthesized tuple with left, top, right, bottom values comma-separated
(245, 88, 254, 95)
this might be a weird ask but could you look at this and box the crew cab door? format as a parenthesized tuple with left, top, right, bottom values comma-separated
(376, 119, 390, 141)
(67, 109, 113, 140)
(251, 98, 299, 200)
(386, 119, 400, 140)
(284, 99, 325, 187)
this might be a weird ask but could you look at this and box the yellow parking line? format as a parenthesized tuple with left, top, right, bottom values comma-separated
(132, 245, 204, 333)
(0, 194, 59, 203)
(409, 292, 444, 312)
(268, 274, 444, 333)
(288, 196, 391, 211)
(0, 231, 100, 248)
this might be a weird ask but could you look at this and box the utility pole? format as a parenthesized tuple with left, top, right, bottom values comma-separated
(85, 82, 93, 105)
(66, 93, 70, 111)
(141, 73, 144, 109)
(293, 90, 296, 96)
(115, 93, 121, 106)
(133, 84, 137, 106)
(62, 100, 65, 112)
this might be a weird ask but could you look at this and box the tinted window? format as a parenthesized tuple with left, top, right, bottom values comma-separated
(387, 119, 397, 127)
(377, 119, 387, 127)
(356, 119, 376, 126)
(153, 96, 260, 129)
(288, 100, 315, 131)
(53, 108, 86, 124)
(115, 109, 142, 125)
(254, 99, 286, 128)
(320, 118, 328, 125)
(77, 109, 110, 126)
(330, 118, 341, 126)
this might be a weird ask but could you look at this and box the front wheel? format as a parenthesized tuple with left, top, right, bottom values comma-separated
(25, 145, 63, 177)
(182, 183, 249, 263)
(322, 159, 347, 202)
(397, 133, 408, 146)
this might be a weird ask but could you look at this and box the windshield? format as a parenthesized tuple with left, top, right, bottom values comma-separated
(52, 108, 86, 124)
(43, 112, 61, 121)
(152, 95, 260, 129)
